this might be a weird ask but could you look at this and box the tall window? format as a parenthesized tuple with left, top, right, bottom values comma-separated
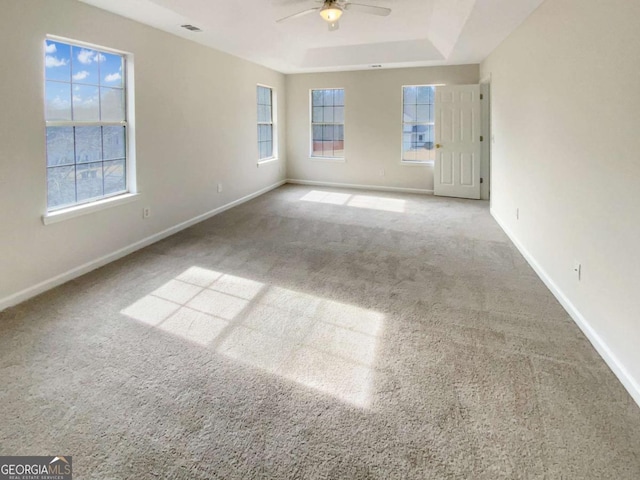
(402, 85, 435, 163)
(257, 85, 275, 161)
(311, 88, 344, 159)
(44, 38, 130, 211)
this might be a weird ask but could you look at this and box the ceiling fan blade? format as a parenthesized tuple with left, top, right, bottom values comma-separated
(344, 3, 391, 16)
(328, 20, 340, 31)
(276, 7, 320, 23)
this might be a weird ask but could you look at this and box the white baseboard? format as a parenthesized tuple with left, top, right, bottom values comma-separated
(286, 178, 433, 195)
(491, 208, 640, 408)
(0, 180, 286, 312)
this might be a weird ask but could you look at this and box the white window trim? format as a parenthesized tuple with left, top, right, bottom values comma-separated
(400, 84, 440, 166)
(309, 88, 345, 161)
(44, 35, 137, 221)
(257, 83, 278, 165)
(42, 192, 139, 225)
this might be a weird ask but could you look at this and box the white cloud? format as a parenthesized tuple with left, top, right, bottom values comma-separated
(77, 49, 106, 65)
(104, 72, 121, 83)
(50, 96, 70, 110)
(77, 49, 94, 64)
(45, 56, 68, 68)
(45, 43, 57, 54)
(72, 70, 90, 81)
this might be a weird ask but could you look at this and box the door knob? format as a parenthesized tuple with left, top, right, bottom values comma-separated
(436, 144, 442, 149)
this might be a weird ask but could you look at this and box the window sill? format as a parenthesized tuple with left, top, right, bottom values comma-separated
(310, 156, 346, 163)
(400, 161, 434, 167)
(257, 157, 279, 167)
(42, 192, 140, 225)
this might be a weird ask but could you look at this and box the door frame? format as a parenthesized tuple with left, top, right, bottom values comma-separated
(480, 74, 492, 202)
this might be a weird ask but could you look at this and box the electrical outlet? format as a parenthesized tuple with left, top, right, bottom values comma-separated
(217, 183, 223, 193)
(143, 207, 151, 219)
(516, 208, 519, 220)
(574, 262, 582, 281)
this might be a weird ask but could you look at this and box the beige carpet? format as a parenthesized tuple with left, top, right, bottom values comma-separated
(1, 185, 639, 479)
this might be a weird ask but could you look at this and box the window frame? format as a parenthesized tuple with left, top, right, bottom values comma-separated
(309, 88, 345, 162)
(43, 35, 136, 223)
(257, 84, 277, 165)
(400, 84, 436, 166)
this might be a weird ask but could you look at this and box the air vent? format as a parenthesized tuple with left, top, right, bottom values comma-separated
(371, 64, 382, 68)
(181, 24, 202, 32)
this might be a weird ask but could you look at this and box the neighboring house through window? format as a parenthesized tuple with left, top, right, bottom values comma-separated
(402, 85, 435, 163)
(257, 85, 275, 161)
(311, 88, 344, 159)
(44, 37, 131, 211)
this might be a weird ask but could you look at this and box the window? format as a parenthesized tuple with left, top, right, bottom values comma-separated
(402, 85, 435, 163)
(311, 88, 344, 159)
(257, 85, 275, 161)
(45, 38, 131, 211)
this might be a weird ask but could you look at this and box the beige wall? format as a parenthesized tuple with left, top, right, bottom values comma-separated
(481, 0, 640, 402)
(285, 65, 481, 194)
(0, 0, 286, 305)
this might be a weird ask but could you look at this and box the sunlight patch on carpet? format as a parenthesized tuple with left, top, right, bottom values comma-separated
(121, 266, 384, 408)
(300, 190, 406, 213)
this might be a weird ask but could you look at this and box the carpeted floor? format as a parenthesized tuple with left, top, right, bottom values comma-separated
(1, 185, 639, 479)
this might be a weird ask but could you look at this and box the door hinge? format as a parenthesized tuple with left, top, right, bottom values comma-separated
(480, 178, 484, 184)
(480, 93, 484, 100)
(480, 136, 484, 142)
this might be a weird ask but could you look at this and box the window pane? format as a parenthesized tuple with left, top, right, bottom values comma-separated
(265, 141, 273, 158)
(403, 104, 417, 122)
(323, 90, 334, 107)
(403, 86, 417, 104)
(334, 125, 344, 157)
(76, 162, 104, 202)
(323, 125, 334, 142)
(46, 81, 72, 121)
(416, 105, 430, 123)
(312, 107, 323, 123)
(312, 90, 324, 107)
(312, 125, 323, 142)
(46, 127, 74, 166)
(334, 89, 344, 106)
(101, 53, 124, 87)
(104, 159, 126, 195)
(259, 142, 267, 159)
(265, 125, 273, 144)
(323, 106, 334, 123)
(75, 126, 102, 164)
(47, 166, 76, 209)
(73, 84, 100, 121)
(334, 106, 344, 123)
(72, 46, 101, 85)
(101, 87, 125, 122)
(417, 86, 431, 104)
(45, 41, 71, 82)
(103, 126, 125, 160)
(258, 105, 271, 123)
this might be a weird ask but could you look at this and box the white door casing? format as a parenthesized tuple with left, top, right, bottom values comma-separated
(434, 85, 482, 199)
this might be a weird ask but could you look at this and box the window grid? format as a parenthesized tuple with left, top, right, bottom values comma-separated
(402, 85, 435, 163)
(311, 88, 344, 158)
(45, 38, 128, 211)
(257, 86, 274, 160)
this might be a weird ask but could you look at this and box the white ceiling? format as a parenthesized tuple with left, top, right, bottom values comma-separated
(79, 0, 544, 73)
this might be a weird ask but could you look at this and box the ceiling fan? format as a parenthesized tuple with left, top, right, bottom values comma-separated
(276, 0, 391, 31)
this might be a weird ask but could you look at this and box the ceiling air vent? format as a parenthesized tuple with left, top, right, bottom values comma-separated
(181, 24, 202, 32)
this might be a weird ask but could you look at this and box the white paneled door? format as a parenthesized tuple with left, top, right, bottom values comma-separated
(434, 85, 482, 199)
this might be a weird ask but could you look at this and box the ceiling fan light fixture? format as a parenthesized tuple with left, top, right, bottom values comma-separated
(319, 4, 343, 22)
